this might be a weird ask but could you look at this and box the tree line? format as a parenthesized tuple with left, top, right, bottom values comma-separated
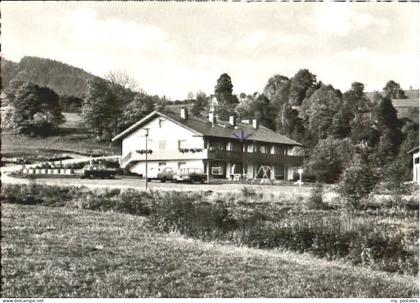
(191, 72, 418, 186)
(2, 65, 418, 187)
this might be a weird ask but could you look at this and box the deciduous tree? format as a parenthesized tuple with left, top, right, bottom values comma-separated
(214, 73, 239, 119)
(2, 80, 64, 136)
(301, 84, 341, 140)
(304, 137, 355, 183)
(383, 80, 406, 99)
(82, 78, 122, 141)
(119, 93, 157, 131)
(191, 91, 209, 117)
(289, 69, 316, 106)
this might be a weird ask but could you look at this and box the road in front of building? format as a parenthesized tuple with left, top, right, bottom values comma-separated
(2, 167, 318, 198)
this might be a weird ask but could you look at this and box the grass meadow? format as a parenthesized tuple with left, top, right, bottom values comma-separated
(1, 202, 418, 298)
(1, 113, 119, 161)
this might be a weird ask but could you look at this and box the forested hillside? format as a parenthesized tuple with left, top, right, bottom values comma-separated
(1, 57, 97, 98)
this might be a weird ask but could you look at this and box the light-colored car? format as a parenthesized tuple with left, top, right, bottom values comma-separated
(174, 168, 207, 183)
(146, 167, 175, 182)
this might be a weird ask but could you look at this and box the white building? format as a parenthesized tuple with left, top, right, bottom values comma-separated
(112, 108, 303, 180)
(408, 146, 419, 184)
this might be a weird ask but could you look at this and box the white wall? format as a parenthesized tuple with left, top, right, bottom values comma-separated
(130, 159, 204, 177)
(413, 151, 419, 184)
(122, 116, 204, 158)
(246, 163, 254, 179)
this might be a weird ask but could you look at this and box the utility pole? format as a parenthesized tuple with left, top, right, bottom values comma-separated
(144, 128, 150, 191)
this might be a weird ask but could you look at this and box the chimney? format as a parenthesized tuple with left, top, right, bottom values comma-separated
(209, 111, 216, 126)
(252, 119, 259, 129)
(229, 115, 236, 127)
(180, 107, 188, 120)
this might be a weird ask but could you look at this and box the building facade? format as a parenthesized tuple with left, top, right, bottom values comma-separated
(112, 109, 303, 180)
(408, 146, 419, 184)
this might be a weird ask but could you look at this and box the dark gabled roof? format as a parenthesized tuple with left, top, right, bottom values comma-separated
(112, 110, 301, 146)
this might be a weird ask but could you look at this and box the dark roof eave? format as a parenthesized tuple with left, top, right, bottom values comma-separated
(112, 110, 302, 146)
(111, 111, 158, 142)
(202, 134, 301, 146)
(111, 111, 203, 142)
(407, 146, 419, 154)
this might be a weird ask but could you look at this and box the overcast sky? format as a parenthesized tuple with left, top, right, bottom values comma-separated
(2, 2, 419, 100)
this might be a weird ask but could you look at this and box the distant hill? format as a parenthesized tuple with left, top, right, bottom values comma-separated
(1, 56, 98, 99)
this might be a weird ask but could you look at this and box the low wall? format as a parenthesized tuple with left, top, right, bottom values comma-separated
(22, 168, 75, 175)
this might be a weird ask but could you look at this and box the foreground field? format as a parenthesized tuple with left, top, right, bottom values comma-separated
(1, 203, 417, 298)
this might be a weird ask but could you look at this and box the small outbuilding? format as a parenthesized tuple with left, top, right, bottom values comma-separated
(408, 146, 419, 184)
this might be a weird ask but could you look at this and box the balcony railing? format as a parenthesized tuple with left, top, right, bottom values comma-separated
(120, 151, 133, 167)
(207, 150, 302, 166)
(120, 149, 208, 167)
(121, 148, 303, 168)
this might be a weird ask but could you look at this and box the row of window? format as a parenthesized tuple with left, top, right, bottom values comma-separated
(210, 142, 288, 155)
(159, 161, 187, 170)
(156, 139, 289, 155)
(158, 140, 187, 150)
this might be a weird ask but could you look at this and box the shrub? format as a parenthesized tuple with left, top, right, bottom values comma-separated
(306, 183, 329, 210)
(384, 156, 411, 206)
(240, 186, 257, 198)
(338, 153, 379, 210)
(149, 191, 238, 240)
(1, 184, 151, 216)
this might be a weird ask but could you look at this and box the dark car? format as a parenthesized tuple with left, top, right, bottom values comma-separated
(81, 164, 116, 179)
(174, 168, 207, 183)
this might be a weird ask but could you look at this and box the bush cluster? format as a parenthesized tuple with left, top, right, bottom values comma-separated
(1, 184, 151, 216)
(230, 213, 417, 275)
(149, 191, 238, 241)
(32, 157, 121, 170)
(1, 184, 417, 275)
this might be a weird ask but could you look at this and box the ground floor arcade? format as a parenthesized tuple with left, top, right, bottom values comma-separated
(129, 159, 298, 181)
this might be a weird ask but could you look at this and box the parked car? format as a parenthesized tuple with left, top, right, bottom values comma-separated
(174, 168, 207, 183)
(146, 167, 175, 182)
(81, 164, 116, 179)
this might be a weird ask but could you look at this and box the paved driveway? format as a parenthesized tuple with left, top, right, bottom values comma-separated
(2, 163, 315, 196)
(2, 173, 311, 194)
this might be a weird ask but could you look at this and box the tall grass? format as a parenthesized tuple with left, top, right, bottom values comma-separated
(3, 203, 417, 298)
(1, 183, 418, 275)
